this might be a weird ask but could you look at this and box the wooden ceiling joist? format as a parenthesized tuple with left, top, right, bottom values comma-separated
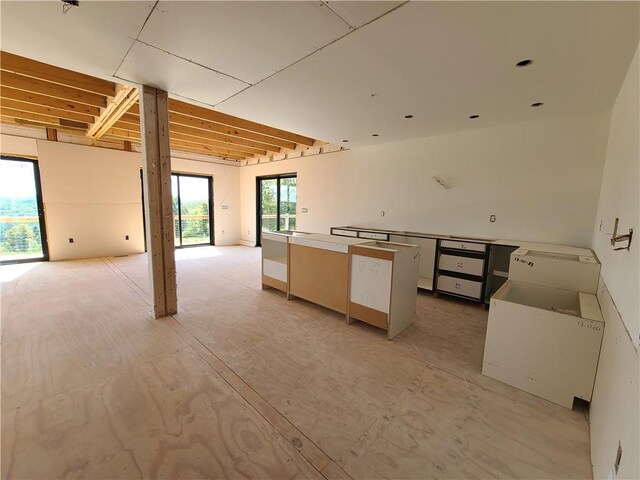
(1, 71, 106, 107)
(168, 111, 296, 150)
(169, 132, 267, 156)
(107, 120, 267, 157)
(103, 129, 249, 160)
(0, 52, 318, 162)
(166, 99, 315, 147)
(0, 97, 95, 124)
(1, 115, 87, 133)
(110, 119, 281, 154)
(0, 86, 102, 117)
(1, 108, 87, 129)
(0, 51, 116, 97)
(87, 86, 139, 139)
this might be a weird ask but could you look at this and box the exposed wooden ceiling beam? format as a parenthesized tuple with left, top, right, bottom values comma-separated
(168, 132, 265, 156)
(167, 98, 315, 147)
(107, 120, 264, 157)
(1, 71, 106, 107)
(0, 97, 95, 124)
(168, 111, 296, 150)
(0, 51, 116, 97)
(2, 108, 88, 128)
(0, 86, 101, 116)
(167, 122, 281, 153)
(129, 100, 314, 148)
(169, 140, 246, 161)
(87, 86, 139, 139)
(1, 114, 87, 132)
(102, 130, 245, 161)
(111, 118, 280, 154)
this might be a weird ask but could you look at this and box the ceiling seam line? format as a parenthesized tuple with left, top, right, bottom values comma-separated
(320, 1, 356, 29)
(133, 39, 252, 86)
(112, 1, 159, 77)
(214, 0, 411, 108)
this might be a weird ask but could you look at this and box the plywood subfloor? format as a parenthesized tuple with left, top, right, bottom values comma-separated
(1, 246, 593, 479)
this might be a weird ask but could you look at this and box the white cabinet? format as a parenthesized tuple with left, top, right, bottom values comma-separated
(482, 247, 604, 409)
(261, 232, 292, 292)
(348, 242, 420, 339)
(483, 281, 604, 408)
(390, 235, 437, 291)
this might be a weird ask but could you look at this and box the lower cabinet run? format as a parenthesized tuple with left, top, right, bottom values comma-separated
(261, 232, 420, 340)
(348, 242, 420, 339)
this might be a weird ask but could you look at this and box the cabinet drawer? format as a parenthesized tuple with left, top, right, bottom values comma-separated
(358, 231, 389, 240)
(438, 254, 484, 276)
(437, 275, 482, 299)
(440, 240, 486, 253)
(332, 228, 358, 238)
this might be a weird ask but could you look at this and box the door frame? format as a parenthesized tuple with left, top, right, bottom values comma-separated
(171, 172, 215, 248)
(255, 173, 297, 247)
(0, 156, 49, 264)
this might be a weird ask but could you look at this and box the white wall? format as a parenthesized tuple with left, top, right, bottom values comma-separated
(241, 114, 609, 247)
(589, 45, 639, 480)
(1, 137, 241, 260)
(37, 140, 146, 260)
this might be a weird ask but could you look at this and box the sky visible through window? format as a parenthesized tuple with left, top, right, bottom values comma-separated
(0, 160, 37, 198)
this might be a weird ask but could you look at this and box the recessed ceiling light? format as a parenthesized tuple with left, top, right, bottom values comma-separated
(342, 139, 349, 142)
(372, 133, 379, 137)
(404, 114, 414, 119)
(516, 59, 534, 67)
(469, 114, 480, 119)
(530, 102, 544, 107)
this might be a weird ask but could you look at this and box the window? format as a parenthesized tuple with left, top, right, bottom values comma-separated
(171, 173, 214, 248)
(0, 157, 49, 263)
(256, 174, 297, 246)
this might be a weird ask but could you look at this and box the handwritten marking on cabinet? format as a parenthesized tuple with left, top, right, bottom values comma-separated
(577, 320, 602, 332)
(359, 260, 381, 274)
(514, 257, 535, 267)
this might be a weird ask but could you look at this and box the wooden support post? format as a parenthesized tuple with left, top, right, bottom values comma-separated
(139, 86, 177, 318)
(46, 127, 58, 141)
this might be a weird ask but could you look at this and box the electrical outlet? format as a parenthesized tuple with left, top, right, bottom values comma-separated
(381, 210, 385, 217)
(301, 207, 308, 213)
(125, 235, 129, 240)
(221, 230, 225, 235)
(490, 214, 496, 223)
(68, 238, 74, 243)
(247, 230, 251, 236)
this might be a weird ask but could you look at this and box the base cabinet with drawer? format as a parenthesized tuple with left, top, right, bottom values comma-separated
(435, 240, 488, 301)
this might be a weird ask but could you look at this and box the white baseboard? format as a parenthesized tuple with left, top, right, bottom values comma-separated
(239, 239, 255, 247)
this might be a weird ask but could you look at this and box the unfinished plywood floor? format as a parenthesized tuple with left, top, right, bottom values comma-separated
(1, 246, 593, 479)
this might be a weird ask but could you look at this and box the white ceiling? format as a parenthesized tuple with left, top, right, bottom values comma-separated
(1, 1, 638, 148)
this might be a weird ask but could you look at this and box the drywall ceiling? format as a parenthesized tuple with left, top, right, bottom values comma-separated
(1, 1, 638, 149)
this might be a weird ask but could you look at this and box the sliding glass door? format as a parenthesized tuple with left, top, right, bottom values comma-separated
(171, 173, 213, 247)
(256, 174, 297, 246)
(0, 157, 49, 263)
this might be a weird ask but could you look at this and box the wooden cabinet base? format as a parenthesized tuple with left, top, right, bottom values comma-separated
(262, 275, 287, 293)
(348, 301, 388, 330)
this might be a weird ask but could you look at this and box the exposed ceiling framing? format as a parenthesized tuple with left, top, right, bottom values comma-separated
(0, 51, 321, 162)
